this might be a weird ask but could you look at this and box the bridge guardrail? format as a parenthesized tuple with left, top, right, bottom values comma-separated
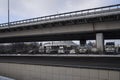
(0, 4, 120, 28)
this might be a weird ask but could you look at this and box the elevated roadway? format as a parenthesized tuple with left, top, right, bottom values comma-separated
(0, 4, 120, 42)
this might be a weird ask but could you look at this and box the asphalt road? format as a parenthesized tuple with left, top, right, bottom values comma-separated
(0, 56, 120, 71)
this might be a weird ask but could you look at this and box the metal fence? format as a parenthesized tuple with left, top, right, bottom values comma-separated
(0, 4, 120, 28)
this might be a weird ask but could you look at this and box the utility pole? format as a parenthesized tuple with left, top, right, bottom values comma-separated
(8, 0, 10, 28)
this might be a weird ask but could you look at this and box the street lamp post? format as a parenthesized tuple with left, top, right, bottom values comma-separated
(8, 0, 10, 28)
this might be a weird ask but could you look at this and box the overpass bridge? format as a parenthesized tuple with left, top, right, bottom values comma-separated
(0, 4, 120, 40)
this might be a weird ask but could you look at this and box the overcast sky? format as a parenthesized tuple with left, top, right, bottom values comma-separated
(0, 0, 120, 23)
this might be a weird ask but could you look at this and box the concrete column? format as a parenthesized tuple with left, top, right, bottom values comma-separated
(96, 33, 104, 54)
(80, 39, 86, 46)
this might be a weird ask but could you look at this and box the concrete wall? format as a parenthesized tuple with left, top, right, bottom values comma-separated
(0, 63, 119, 80)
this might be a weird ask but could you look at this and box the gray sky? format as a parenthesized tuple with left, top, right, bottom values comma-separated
(0, 0, 120, 23)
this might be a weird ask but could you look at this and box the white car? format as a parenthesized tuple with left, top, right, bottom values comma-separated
(91, 47, 98, 53)
(58, 47, 65, 54)
(79, 46, 88, 54)
(70, 49, 76, 54)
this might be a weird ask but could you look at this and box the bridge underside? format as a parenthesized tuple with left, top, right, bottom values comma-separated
(0, 30, 120, 43)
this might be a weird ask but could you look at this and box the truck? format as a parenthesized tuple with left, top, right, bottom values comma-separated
(116, 45, 120, 54)
(105, 42, 116, 54)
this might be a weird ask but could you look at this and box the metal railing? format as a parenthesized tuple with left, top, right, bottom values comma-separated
(0, 4, 120, 28)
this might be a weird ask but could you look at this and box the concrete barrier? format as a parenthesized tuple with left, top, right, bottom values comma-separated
(0, 63, 119, 80)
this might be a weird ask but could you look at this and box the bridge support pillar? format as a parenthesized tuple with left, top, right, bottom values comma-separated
(80, 39, 86, 46)
(96, 33, 104, 54)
